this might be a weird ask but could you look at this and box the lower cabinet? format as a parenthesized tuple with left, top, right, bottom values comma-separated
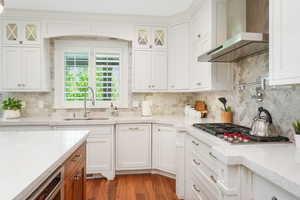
(252, 174, 299, 200)
(116, 124, 152, 170)
(54, 125, 114, 180)
(152, 125, 176, 174)
(64, 143, 86, 200)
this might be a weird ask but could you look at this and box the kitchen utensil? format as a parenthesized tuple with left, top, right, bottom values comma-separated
(218, 97, 227, 111)
(250, 107, 278, 137)
(221, 111, 233, 123)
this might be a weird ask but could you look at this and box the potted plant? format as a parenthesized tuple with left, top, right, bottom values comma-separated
(293, 121, 300, 148)
(218, 97, 233, 123)
(1, 97, 23, 119)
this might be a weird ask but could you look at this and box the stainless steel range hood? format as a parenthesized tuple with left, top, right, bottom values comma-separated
(198, 0, 269, 63)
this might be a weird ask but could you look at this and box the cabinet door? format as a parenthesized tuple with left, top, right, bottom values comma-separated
(270, 0, 300, 85)
(168, 23, 189, 90)
(22, 47, 41, 90)
(22, 22, 40, 45)
(252, 174, 298, 200)
(116, 124, 152, 170)
(151, 51, 168, 90)
(153, 126, 176, 174)
(64, 168, 84, 200)
(135, 26, 152, 49)
(152, 27, 168, 49)
(2, 21, 21, 45)
(1, 46, 22, 90)
(133, 50, 152, 90)
(87, 136, 112, 173)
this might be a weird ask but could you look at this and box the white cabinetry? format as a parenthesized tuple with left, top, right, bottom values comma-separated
(1, 46, 42, 91)
(152, 125, 176, 174)
(133, 50, 167, 91)
(116, 124, 152, 170)
(252, 174, 299, 200)
(0, 19, 49, 92)
(189, 0, 232, 91)
(168, 23, 190, 90)
(270, 0, 300, 85)
(53, 125, 115, 180)
(2, 20, 40, 45)
(133, 26, 168, 92)
(135, 26, 167, 50)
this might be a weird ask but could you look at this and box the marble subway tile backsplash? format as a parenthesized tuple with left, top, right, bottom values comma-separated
(193, 53, 300, 138)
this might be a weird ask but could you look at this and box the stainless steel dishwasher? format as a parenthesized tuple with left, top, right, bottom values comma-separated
(27, 167, 64, 200)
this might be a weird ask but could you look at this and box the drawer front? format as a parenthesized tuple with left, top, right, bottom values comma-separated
(191, 150, 220, 200)
(54, 125, 113, 138)
(65, 144, 86, 178)
(191, 169, 210, 200)
(190, 137, 217, 174)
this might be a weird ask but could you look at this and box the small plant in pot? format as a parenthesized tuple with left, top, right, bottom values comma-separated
(218, 97, 233, 123)
(1, 97, 23, 119)
(292, 121, 300, 148)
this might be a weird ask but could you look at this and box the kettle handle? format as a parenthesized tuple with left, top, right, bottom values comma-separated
(258, 107, 273, 124)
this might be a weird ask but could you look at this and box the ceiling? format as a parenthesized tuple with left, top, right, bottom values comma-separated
(5, 0, 194, 16)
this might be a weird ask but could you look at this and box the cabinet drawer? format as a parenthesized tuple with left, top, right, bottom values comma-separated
(190, 169, 210, 200)
(190, 137, 217, 173)
(65, 144, 86, 178)
(54, 125, 113, 138)
(191, 163, 219, 200)
(253, 174, 299, 200)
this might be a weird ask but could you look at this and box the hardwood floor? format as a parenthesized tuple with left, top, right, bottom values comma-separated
(86, 174, 179, 200)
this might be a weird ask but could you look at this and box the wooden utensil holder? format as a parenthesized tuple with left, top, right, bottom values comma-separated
(221, 112, 233, 123)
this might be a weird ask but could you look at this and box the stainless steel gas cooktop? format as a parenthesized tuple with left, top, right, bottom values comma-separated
(193, 123, 289, 144)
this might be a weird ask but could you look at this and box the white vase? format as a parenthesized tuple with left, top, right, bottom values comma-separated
(3, 110, 21, 119)
(295, 134, 300, 148)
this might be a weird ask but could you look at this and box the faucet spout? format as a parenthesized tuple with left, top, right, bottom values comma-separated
(84, 87, 96, 118)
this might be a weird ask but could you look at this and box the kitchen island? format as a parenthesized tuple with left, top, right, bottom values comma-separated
(0, 130, 89, 200)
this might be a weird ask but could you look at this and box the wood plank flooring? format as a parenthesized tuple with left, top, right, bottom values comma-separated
(86, 174, 179, 200)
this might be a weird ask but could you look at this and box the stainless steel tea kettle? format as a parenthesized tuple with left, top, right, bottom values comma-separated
(250, 107, 278, 137)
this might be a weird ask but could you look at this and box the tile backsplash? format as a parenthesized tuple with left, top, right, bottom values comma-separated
(193, 53, 300, 138)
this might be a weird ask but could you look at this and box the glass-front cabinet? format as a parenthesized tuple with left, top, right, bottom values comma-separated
(3, 21, 40, 45)
(135, 26, 167, 49)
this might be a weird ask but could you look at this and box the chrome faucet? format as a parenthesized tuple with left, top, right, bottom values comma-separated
(83, 87, 96, 118)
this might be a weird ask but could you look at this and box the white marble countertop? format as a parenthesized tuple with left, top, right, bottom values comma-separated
(0, 130, 89, 200)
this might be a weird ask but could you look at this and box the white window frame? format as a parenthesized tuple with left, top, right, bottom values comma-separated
(54, 40, 129, 109)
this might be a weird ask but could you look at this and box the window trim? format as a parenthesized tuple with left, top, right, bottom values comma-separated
(54, 40, 129, 109)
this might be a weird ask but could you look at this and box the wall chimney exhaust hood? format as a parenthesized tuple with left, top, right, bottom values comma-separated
(198, 0, 269, 63)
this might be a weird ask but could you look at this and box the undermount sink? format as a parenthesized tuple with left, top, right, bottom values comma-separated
(64, 117, 110, 121)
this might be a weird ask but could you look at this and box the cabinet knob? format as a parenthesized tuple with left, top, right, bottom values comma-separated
(149, 45, 153, 49)
(152, 85, 155, 88)
(271, 197, 278, 200)
(17, 84, 21, 87)
(19, 41, 23, 45)
(148, 85, 151, 89)
(197, 34, 201, 38)
(197, 82, 202, 86)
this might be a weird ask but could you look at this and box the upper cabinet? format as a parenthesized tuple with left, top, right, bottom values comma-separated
(0, 19, 49, 92)
(189, 0, 232, 91)
(133, 25, 168, 92)
(269, 0, 300, 85)
(168, 23, 190, 90)
(135, 26, 168, 50)
(2, 21, 40, 45)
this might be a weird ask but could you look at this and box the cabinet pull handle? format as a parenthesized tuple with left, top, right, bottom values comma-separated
(74, 172, 81, 181)
(209, 152, 217, 160)
(210, 175, 217, 183)
(193, 159, 201, 166)
(129, 127, 140, 131)
(192, 140, 199, 146)
(71, 154, 81, 162)
(193, 184, 201, 193)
